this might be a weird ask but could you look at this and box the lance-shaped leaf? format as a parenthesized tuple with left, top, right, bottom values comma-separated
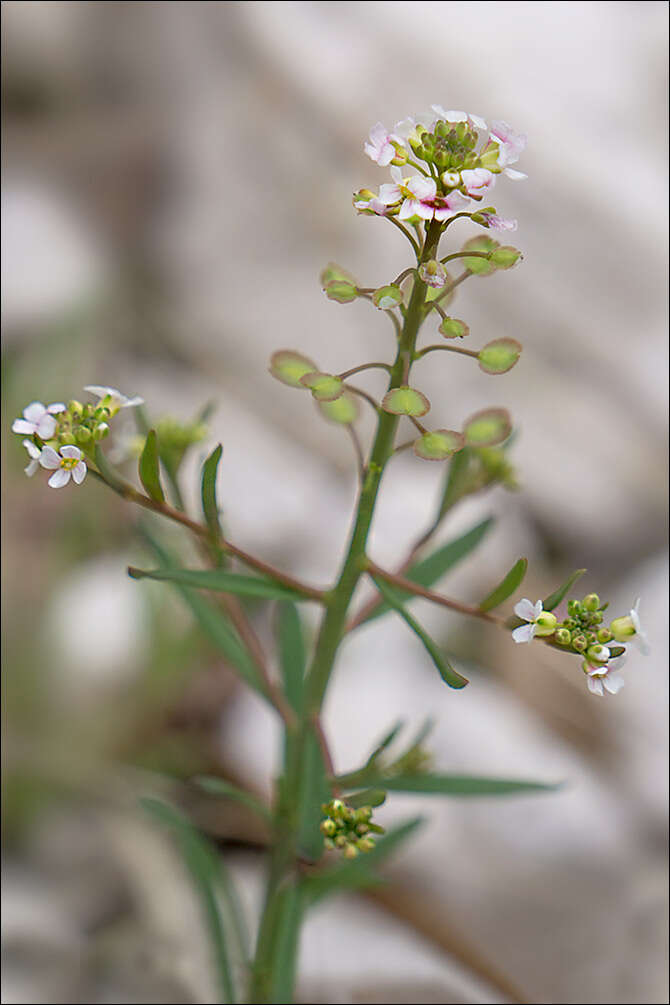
(479, 557, 528, 613)
(194, 776, 271, 823)
(140, 798, 237, 1004)
(303, 818, 424, 902)
(361, 517, 494, 626)
(359, 774, 560, 796)
(201, 444, 223, 539)
(127, 566, 308, 602)
(269, 350, 318, 388)
(347, 788, 387, 809)
(138, 530, 262, 693)
(138, 429, 166, 502)
(371, 576, 469, 689)
(277, 601, 305, 714)
(543, 569, 587, 612)
(382, 386, 431, 417)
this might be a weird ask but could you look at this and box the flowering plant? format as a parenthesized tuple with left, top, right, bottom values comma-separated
(12, 105, 648, 1004)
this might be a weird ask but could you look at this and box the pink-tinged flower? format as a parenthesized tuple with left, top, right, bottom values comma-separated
(430, 105, 487, 131)
(23, 439, 41, 476)
(488, 120, 528, 179)
(353, 194, 388, 216)
(378, 171, 470, 222)
(480, 212, 518, 232)
(584, 658, 625, 697)
(364, 122, 402, 167)
(460, 168, 496, 197)
(12, 401, 65, 439)
(418, 260, 448, 288)
(39, 444, 87, 488)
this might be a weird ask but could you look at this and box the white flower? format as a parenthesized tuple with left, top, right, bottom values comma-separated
(364, 122, 402, 167)
(12, 401, 65, 439)
(460, 167, 496, 197)
(610, 597, 649, 654)
(512, 598, 543, 643)
(430, 106, 487, 131)
(480, 212, 518, 232)
(584, 659, 625, 697)
(488, 120, 528, 180)
(84, 385, 144, 410)
(39, 445, 87, 488)
(629, 598, 649, 653)
(512, 598, 557, 643)
(23, 439, 41, 476)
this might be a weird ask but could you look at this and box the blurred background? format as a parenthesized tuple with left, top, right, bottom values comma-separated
(2, 2, 668, 1003)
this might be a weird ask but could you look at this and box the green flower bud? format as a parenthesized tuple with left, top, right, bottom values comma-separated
(68, 400, 83, 417)
(535, 611, 558, 637)
(586, 644, 610, 664)
(372, 285, 403, 310)
(490, 246, 522, 269)
(59, 431, 76, 446)
(320, 818, 336, 837)
(74, 426, 92, 445)
(583, 593, 600, 612)
(555, 628, 572, 646)
(572, 633, 588, 652)
(343, 843, 359, 859)
(390, 144, 408, 167)
(567, 600, 582, 617)
(356, 837, 376, 853)
(93, 422, 110, 441)
(334, 835, 347, 849)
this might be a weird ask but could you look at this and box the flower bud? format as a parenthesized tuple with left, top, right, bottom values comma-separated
(596, 627, 613, 644)
(320, 818, 336, 837)
(572, 633, 588, 652)
(555, 628, 572, 646)
(372, 285, 403, 310)
(390, 143, 408, 167)
(68, 400, 83, 417)
(441, 171, 461, 188)
(74, 426, 92, 445)
(586, 644, 610, 664)
(93, 422, 110, 441)
(583, 593, 600, 612)
(356, 837, 376, 853)
(534, 611, 557, 637)
(609, 615, 636, 642)
(343, 843, 359, 859)
(567, 600, 582, 617)
(59, 431, 76, 445)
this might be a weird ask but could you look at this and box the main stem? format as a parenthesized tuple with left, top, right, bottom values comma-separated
(249, 220, 443, 1004)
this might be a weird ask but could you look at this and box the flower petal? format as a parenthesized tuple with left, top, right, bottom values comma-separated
(48, 468, 70, 488)
(59, 445, 81, 460)
(512, 622, 536, 644)
(503, 168, 528, 180)
(603, 672, 624, 695)
(35, 414, 57, 439)
(39, 446, 61, 470)
(23, 439, 41, 459)
(378, 183, 402, 205)
(47, 402, 66, 414)
(12, 419, 35, 435)
(514, 598, 538, 622)
(587, 676, 604, 696)
(23, 402, 46, 423)
(72, 461, 87, 484)
(406, 176, 436, 200)
(24, 459, 39, 477)
(84, 385, 117, 398)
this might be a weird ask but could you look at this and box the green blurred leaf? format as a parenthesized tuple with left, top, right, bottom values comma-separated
(139, 429, 166, 502)
(194, 776, 271, 823)
(479, 558, 528, 613)
(543, 569, 587, 612)
(140, 798, 237, 1003)
(128, 566, 306, 602)
(347, 788, 387, 809)
(364, 721, 404, 766)
(361, 517, 494, 626)
(303, 818, 424, 902)
(201, 444, 224, 539)
(277, 602, 305, 714)
(266, 883, 304, 1004)
(366, 774, 560, 796)
(371, 577, 468, 689)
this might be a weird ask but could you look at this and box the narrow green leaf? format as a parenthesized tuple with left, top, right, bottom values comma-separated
(371, 577, 469, 689)
(137, 531, 262, 693)
(361, 517, 494, 626)
(267, 883, 303, 1004)
(194, 776, 271, 823)
(93, 444, 131, 494)
(140, 798, 236, 1003)
(365, 774, 560, 796)
(201, 444, 223, 538)
(347, 788, 387, 809)
(139, 429, 166, 502)
(277, 601, 305, 714)
(128, 566, 305, 602)
(479, 557, 528, 613)
(543, 569, 587, 612)
(365, 721, 405, 766)
(303, 818, 424, 902)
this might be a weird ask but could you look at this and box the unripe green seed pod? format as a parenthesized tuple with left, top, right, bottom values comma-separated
(583, 593, 600, 612)
(372, 285, 403, 310)
(490, 246, 522, 269)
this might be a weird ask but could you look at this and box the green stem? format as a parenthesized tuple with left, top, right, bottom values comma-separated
(249, 219, 444, 1004)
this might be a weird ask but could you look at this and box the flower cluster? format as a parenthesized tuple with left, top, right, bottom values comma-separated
(355, 106, 526, 231)
(320, 799, 385, 858)
(11, 385, 143, 489)
(513, 594, 648, 696)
